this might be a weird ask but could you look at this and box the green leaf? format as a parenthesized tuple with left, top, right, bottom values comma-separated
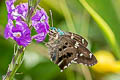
(79, 0, 120, 59)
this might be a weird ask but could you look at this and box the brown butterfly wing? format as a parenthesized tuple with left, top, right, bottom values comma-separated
(48, 33, 97, 71)
(67, 32, 88, 47)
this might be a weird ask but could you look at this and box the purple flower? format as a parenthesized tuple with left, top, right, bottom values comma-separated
(5, 0, 50, 46)
(4, 20, 31, 47)
(6, 0, 15, 13)
(14, 3, 28, 21)
(32, 9, 49, 42)
(6, 0, 28, 21)
(5, 0, 31, 47)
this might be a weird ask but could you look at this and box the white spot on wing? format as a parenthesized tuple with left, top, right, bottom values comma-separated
(74, 58, 77, 60)
(76, 53, 79, 58)
(89, 53, 92, 58)
(60, 70, 63, 72)
(68, 63, 71, 66)
(80, 53, 83, 56)
(71, 60, 77, 63)
(74, 42, 79, 48)
(71, 33, 74, 39)
(64, 66, 67, 69)
(82, 39, 85, 44)
(58, 60, 63, 66)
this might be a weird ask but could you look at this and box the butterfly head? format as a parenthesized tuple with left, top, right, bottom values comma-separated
(49, 27, 64, 40)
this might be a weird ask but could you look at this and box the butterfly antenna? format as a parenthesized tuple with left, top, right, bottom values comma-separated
(49, 10, 53, 27)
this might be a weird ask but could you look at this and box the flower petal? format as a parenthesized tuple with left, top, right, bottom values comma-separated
(12, 21, 31, 47)
(32, 9, 50, 42)
(32, 32, 46, 42)
(6, 0, 15, 13)
(4, 19, 14, 39)
(4, 20, 31, 47)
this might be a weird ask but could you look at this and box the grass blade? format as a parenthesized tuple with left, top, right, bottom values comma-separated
(79, 0, 120, 60)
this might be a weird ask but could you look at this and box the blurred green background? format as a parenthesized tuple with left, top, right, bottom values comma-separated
(0, 0, 120, 80)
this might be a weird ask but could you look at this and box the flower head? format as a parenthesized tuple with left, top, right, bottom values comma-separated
(6, 0, 28, 21)
(6, 0, 15, 13)
(32, 9, 49, 42)
(5, 0, 50, 46)
(4, 20, 31, 47)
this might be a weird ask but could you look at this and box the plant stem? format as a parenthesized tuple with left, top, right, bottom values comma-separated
(27, 0, 41, 27)
(2, 47, 25, 80)
(81, 65, 92, 80)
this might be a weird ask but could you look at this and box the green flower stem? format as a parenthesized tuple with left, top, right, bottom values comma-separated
(27, 0, 34, 26)
(79, 0, 120, 60)
(3, 46, 25, 80)
(27, 0, 40, 26)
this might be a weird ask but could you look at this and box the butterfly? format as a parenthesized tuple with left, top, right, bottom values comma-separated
(46, 27, 97, 72)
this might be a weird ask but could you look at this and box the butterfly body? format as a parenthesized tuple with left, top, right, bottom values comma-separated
(46, 27, 97, 71)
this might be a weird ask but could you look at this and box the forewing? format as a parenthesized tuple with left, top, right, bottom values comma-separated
(66, 32, 88, 47)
